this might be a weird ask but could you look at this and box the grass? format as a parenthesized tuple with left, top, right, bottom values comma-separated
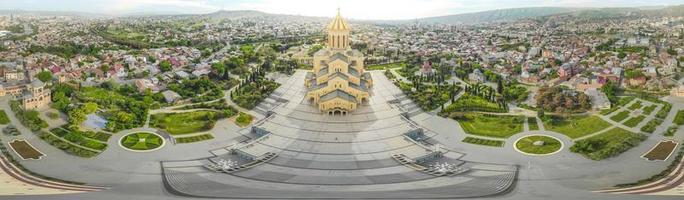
(664, 126, 678, 137)
(642, 105, 657, 115)
(641, 118, 663, 133)
(656, 103, 672, 119)
(628, 101, 643, 110)
(617, 96, 636, 106)
(235, 112, 254, 127)
(570, 127, 646, 160)
(151, 111, 222, 135)
(623, 115, 646, 128)
(673, 110, 684, 125)
(120, 132, 163, 151)
(515, 135, 562, 155)
(600, 107, 621, 115)
(366, 62, 406, 70)
(610, 111, 630, 122)
(527, 117, 539, 131)
(0, 110, 9, 124)
(462, 137, 504, 147)
(176, 134, 214, 144)
(457, 114, 524, 138)
(543, 115, 611, 139)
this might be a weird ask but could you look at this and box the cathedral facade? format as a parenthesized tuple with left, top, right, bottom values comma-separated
(305, 10, 372, 115)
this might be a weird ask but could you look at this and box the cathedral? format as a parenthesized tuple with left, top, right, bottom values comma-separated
(304, 10, 373, 115)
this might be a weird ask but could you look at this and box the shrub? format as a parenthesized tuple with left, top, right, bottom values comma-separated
(570, 128, 645, 160)
(640, 119, 663, 133)
(462, 137, 504, 147)
(235, 112, 253, 127)
(673, 110, 684, 125)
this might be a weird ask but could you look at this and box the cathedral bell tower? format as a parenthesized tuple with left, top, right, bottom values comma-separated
(326, 8, 350, 50)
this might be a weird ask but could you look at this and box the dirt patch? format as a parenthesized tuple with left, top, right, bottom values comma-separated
(9, 140, 45, 160)
(642, 140, 678, 161)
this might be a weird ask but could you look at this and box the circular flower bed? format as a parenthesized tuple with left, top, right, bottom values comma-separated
(120, 132, 165, 152)
(514, 135, 563, 155)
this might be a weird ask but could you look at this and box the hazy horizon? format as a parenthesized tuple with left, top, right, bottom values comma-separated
(0, 0, 682, 20)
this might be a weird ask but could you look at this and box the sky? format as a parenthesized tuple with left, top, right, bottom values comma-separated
(1, 0, 683, 20)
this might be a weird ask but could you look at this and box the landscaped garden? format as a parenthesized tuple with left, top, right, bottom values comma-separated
(655, 102, 672, 119)
(610, 111, 630, 122)
(673, 109, 684, 125)
(49, 126, 109, 151)
(151, 110, 229, 135)
(527, 117, 539, 131)
(441, 83, 506, 114)
(67, 84, 165, 132)
(462, 136, 504, 147)
(231, 69, 281, 109)
(10, 101, 48, 131)
(167, 77, 227, 103)
(120, 132, 164, 151)
(452, 113, 524, 138)
(542, 115, 611, 139)
(623, 115, 646, 128)
(641, 118, 663, 133)
(366, 62, 406, 70)
(35, 131, 100, 157)
(601, 96, 635, 116)
(642, 104, 657, 115)
(235, 112, 254, 127)
(570, 127, 646, 160)
(0, 109, 10, 124)
(176, 134, 215, 144)
(399, 82, 461, 112)
(515, 135, 562, 155)
(628, 101, 643, 110)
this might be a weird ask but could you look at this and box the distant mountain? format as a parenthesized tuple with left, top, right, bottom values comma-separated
(416, 7, 584, 25)
(0, 9, 106, 17)
(204, 10, 272, 19)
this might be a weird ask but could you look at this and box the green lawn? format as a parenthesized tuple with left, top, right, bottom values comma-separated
(527, 117, 539, 131)
(642, 105, 657, 115)
(366, 62, 406, 70)
(151, 111, 222, 135)
(600, 107, 621, 116)
(515, 135, 562, 155)
(543, 115, 611, 139)
(176, 134, 214, 144)
(457, 114, 525, 138)
(610, 111, 630, 122)
(674, 110, 684, 125)
(628, 101, 643, 110)
(462, 137, 504, 147)
(616, 96, 635, 106)
(0, 110, 9, 124)
(623, 115, 646, 128)
(120, 132, 163, 151)
(570, 127, 645, 160)
(640, 118, 663, 133)
(235, 112, 254, 127)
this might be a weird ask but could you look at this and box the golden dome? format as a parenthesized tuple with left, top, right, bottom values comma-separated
(327, 8, 350, 31)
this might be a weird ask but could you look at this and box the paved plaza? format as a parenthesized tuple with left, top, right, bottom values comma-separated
(1, 70, 684, 200)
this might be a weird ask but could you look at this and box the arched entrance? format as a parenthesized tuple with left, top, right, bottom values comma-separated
(328, 107, 347, 116)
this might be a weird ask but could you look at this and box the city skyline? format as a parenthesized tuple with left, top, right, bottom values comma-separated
(0, 0, 682, 20)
